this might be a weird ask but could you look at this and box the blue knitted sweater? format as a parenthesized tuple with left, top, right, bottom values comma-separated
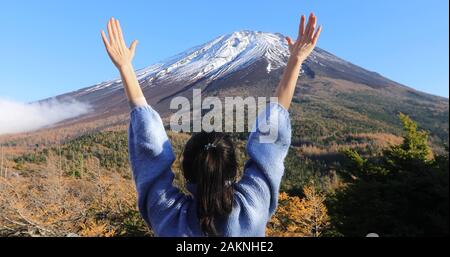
(128, 102, 291, 237)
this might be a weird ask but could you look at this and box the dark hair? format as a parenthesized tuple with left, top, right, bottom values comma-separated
(182, 131, 237, 236)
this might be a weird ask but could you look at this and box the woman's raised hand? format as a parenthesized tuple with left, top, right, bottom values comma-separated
(274, 13, 323, 110)
(101, 17, 138, 69)
(101, 18, 145, 106)
(285, 13, 322, 62)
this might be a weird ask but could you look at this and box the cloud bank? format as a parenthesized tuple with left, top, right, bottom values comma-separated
(0, 98, 91, 135)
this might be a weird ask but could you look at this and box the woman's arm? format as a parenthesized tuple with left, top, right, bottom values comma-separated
(275, 13, 322, 110)
(237, 14, 323, 226)
(101, 17, 146, 107)
(101, 19, 187, 236)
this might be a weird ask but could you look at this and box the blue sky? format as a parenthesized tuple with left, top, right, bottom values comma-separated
(0, 0, 448, 102)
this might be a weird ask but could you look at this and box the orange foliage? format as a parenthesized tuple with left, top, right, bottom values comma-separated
(267, 185, 330, 237)
(0, 154, 150, 237)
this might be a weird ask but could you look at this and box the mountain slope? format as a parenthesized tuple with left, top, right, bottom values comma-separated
(35, 30, 449, 148)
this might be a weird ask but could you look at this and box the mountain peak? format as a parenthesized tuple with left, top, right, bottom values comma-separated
(76, 30, 395, 98)
(133, 30, 290, 85)
(224, 30, 285, 42)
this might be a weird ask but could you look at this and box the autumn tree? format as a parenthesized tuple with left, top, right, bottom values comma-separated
(267, 184, 330, 237)
(0, 154, 151, 237)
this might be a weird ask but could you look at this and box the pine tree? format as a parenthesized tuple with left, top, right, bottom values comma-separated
(328, 114, 449, 236)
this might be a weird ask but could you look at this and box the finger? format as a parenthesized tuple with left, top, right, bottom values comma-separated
(285, 36, 294, 52)
(303, 13, 314, 42)
(101, 30, 111, 49)
(297, 15, 306, 41)
(115, 19, 127, 48)
(285, 36, 294, 47)
(111, 18, 120, 45)
(130, 40, 139, 56)
(312, 25, 322, 45)
(308, 15, 317, 40)
(107, 18, 115, 44)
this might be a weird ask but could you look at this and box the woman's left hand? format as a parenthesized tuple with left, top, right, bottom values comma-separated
(285, 13, 322, 63)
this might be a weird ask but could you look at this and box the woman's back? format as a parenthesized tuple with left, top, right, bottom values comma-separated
(128, 103, 291, 237)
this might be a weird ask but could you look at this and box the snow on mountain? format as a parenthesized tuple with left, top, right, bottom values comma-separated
(76, 31, 293, 96)
(137, 31, 289, 83)
(73, 30, 393, 98)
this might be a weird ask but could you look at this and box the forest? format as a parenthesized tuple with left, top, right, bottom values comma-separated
(0, 113, 447, 237)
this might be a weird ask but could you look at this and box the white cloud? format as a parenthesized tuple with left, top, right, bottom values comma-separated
(0, 98, 91, 135)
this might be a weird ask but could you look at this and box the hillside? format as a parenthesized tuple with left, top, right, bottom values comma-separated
(1, 113, 447, 237)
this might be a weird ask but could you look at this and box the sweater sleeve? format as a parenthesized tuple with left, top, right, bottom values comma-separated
(128, 105, 186, 236)
(235, 102, 292, 221)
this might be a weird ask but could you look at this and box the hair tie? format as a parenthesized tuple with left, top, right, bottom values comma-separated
(204, 143, 217, 151)
(225, 180, 234, 187)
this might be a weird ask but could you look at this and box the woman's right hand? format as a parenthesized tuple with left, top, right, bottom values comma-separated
(101, 17, 139, 70)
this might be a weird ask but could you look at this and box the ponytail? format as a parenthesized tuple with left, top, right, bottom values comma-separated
(182, 132, 237, 236)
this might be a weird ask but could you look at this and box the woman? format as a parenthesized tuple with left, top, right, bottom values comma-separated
(101, 13, 322, 237)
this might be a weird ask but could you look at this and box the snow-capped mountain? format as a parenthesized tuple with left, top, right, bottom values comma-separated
(47, 30, 447, 139)
(73, 31, 290, 98)
(137, 31, 289, 83)
(68, 30, 404, 102)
